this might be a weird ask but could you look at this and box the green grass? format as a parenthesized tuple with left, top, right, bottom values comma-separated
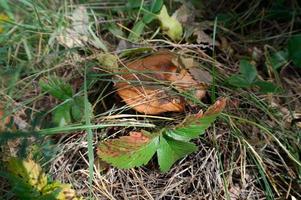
(1, 0, 301, 199)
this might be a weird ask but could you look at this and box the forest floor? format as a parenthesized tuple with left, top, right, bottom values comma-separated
(0, 1, 300, 200)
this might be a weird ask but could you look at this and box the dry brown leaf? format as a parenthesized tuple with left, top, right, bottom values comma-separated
(204, 98, 227, 116)
(172, 3, 195, 25)
(193, 29, 215, 45)
(115, 52, 210, 114)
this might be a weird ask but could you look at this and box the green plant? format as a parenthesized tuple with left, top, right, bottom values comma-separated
(39, 76, 92, 127)
(127, 0, 163, 41)
(266, 49, 288, 70)
(227, 59, 281, 93)
(1, 157, 82, 200)
(288, 34, 301, 68)
(98, 98, 226, 172)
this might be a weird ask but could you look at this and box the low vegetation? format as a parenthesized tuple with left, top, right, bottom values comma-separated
(0, 0, 300, 199)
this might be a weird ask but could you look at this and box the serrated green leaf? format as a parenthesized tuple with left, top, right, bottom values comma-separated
(239, 59, 257, 84)
(97, 132, 159, 169)
(71, 96, 93, 121)
(128, 21, 146, 42)
(53, 102, 72, 127)
(39, 77, 73, 101)
(288, 34, 301, 67)
(167, 115, 218, 141)
(227, 75, 251, 88)
(96, 98, 226, 172)
(167, 98, 226, 141)
(157, 135, 197, 172)
(254, 80, 282, 94)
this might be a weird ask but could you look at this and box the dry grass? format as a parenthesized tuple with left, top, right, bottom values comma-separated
(1, 0, 301, 199)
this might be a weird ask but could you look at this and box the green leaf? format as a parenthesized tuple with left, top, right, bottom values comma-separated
(1, 172, 42, 199)
(96, 99, 226, 172)
(42, 182, 82, 200)
(4, 157, 82, 200)
(239, 59, 257, 84)
(6, 158, 48, 191)
(106, 23, 124, 38)
(142, 0, 163, 24)
(227, 75, 251, 88)
(97, 131, 159, 169)
(71, 96, 93, 122)
(167, 98, 226, 141)
(39, 77, 73, 101)
(288, 34, 301, 67)
(128, 20, 146, 42)
(156, 5, 183, 41)
(254, 81, 282, 94)
(167, 115, 218, 141)
(268, 49, 288, 70)
(157, 135, 197, 172)
(53, 102, 72, 127)
(127, 0, 143, 8)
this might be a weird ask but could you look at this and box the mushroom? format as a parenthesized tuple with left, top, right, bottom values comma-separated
(115, 52, 210, 115)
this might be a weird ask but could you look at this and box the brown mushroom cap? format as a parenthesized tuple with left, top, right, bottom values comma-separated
(115, 52, 207, 115)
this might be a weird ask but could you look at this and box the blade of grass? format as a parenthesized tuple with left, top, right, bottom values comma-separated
(84, 64, 94, 199)
(226, 113, 301, 167)
(38, 123, 155, 135)
(211, 17, 218, 102)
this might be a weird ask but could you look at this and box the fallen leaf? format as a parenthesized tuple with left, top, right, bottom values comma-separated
(56, 6, 90, 48)
(71, 6, 89, 35)
(56, 28, 88, 48)
(172, 56, 197, 69)
(188, 67, 212, 85)
(172, 3, 195, 25)
(55, 6, 107, 51)
(171, 55, 212, 85)
(193, 28, 215, 45)
(115, 52, 209, 114)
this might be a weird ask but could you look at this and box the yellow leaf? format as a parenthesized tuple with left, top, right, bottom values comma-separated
(7, 157, 48, 191)
(156, 5, 183, 41)
(0, 13, 9, 33)
(42, 182, 82, 200)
